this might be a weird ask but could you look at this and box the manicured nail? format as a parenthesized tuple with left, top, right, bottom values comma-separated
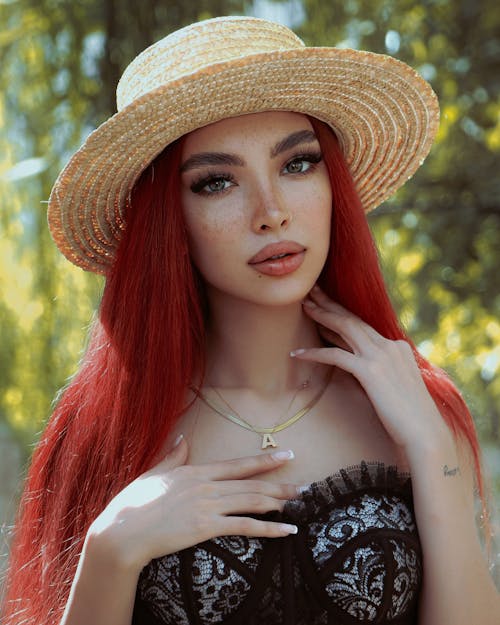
(281, 523, 298, 534)
(290, 349, 306, 357)
(272, 449, 295, 461)
(173, 433, 184, 447)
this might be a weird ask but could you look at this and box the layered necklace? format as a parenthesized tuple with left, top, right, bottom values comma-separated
(193, 367, 332, 449)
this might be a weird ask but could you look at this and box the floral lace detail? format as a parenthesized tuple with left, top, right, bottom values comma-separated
(326, 544, 386, 619)
(194, 536, 264, 622)
(388, 539, 421, 618)
(133, 553, 190, 624)
(305, 491, 416, 564)
(133, 461, 421, 625)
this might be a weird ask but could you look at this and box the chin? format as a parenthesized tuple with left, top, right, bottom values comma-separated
(203, 261, 325, 309)
(242, 276, 318, 308)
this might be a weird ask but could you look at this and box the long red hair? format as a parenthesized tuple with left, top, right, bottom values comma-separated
(2, 118, 484, 624)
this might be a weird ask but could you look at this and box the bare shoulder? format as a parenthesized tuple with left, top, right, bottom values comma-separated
(326, 366, 379, 421)
(321, 367, 408, 470)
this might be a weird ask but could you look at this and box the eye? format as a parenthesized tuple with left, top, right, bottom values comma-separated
(283, 152, 323, 175)
(190, 173, 236, 196)
(285, 159, 309, 174)
(205, 177, 231, 193)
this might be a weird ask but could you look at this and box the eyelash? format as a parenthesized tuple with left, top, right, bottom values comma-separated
(285, 151, 323, 175)
(190, 171, 237, 196)
(189, 151, 324, 197)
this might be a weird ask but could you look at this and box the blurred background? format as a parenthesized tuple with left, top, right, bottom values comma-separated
(0, 0, 499, 585)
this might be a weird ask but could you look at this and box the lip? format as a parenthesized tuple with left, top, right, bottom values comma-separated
(248, 241, 306, 265)
(248, 241, 306, 277)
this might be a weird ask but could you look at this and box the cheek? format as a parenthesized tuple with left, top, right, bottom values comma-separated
(183, 210, 241, 269)
(302, 184, 332, 236)
(290, 168, 332, 221)
(318, 181, 333, 230)
(305, 188, 333, 267)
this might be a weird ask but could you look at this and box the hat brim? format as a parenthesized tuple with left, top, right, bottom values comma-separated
(48, 47, 439, 274)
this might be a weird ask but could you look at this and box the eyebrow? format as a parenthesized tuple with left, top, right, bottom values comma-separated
(180, 152, 244, 173)
(270, 129, 318, 158)
(180, 129, 319, 173)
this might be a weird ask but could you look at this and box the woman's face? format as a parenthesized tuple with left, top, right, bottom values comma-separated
(180, 111, 332, 308)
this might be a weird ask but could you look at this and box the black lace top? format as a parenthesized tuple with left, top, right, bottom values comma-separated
(132, 461, 422, 624)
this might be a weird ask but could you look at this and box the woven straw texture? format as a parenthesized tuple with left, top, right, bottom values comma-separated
(48, 16, 440, 274)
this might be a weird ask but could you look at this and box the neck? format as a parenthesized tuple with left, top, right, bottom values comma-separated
(203, 292, 324, 396)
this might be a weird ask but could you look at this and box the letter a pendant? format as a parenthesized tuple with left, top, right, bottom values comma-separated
(261, 433, 277, 449)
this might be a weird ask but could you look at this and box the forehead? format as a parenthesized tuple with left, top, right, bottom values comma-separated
(181, 111, 314, 155)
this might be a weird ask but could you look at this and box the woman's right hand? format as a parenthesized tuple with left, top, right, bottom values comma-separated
(87, 436, 299, 572)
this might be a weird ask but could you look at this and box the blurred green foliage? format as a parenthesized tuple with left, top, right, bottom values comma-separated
(0, 0, 499, 468)
(299, 0, 500, 446)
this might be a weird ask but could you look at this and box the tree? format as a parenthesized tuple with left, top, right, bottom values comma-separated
(0, 0, 247, 450)
(1, 0, 499, 455)
(1, 0, 499, 588)
(298, 0, 500, 444)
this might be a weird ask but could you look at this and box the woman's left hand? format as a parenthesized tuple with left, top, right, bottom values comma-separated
(292, 286, 500, 625)
(291, 285, 453, 455)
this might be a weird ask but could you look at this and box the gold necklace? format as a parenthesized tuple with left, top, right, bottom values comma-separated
(211, 364, 316, 430)
(193, 368, 332, 449)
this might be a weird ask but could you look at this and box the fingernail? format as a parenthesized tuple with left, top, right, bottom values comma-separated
(272, 449, 295, 461)
(281, 523, 298, 534)
(303, 299, 316, 308)
(173, 433, 184, 447)
(297, 484, 310, 495)
(311, 285, 320, 292)
(290, 349, 306, 357)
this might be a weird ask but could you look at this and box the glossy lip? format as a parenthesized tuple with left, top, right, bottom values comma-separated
(248, 241, 306, 265)
(250, 251, 305, 276)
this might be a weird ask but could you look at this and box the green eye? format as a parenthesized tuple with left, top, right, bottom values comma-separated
(207, 178, 229, 192)
(286, 160, 307, 173)
(284, 152, 322, 175)
(190, 172, 236, 195)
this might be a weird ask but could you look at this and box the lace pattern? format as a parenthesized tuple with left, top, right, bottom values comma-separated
(133, 461, 421, 625)
(133, 553, 190, 624)
(193, 537, 264, 622)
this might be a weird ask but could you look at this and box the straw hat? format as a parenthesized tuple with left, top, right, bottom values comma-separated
(48, 16, 440, 274)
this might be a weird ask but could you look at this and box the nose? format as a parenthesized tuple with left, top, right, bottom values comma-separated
(251, 185, 291, 233)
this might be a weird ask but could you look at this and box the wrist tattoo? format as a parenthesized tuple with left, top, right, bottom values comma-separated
(443, 464, 460, 477)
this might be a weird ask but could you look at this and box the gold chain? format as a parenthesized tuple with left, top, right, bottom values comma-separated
(192, 368, 332, 449)
(211, 365, 315, 430)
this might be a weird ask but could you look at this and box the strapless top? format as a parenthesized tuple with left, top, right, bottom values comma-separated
(132, 461, 422, 624)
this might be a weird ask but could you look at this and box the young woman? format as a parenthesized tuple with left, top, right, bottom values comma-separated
(3, 16, 498, 625)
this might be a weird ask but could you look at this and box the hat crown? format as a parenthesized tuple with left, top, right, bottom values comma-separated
(50, 15, 439, 274)
(116, 16, 305, 111)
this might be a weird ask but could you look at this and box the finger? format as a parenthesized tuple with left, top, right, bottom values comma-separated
(197, 449, 295, 481)
(154, 434, 189, 472)
(217, 493, 288, 515)
(308, 285, 356, 316)
(303, 299, 371, 353)
(308, 287, 379, 336)
(218, 516, 298, 538)
(308, 284, 344, 309)
(309, 292, 388, 350)
(291, 346, 359, 374)
(215, 479, 300, 500)
(316, 325, 353, 353)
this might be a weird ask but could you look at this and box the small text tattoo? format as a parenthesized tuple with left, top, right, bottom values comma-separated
(443, 464, 461, 477)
